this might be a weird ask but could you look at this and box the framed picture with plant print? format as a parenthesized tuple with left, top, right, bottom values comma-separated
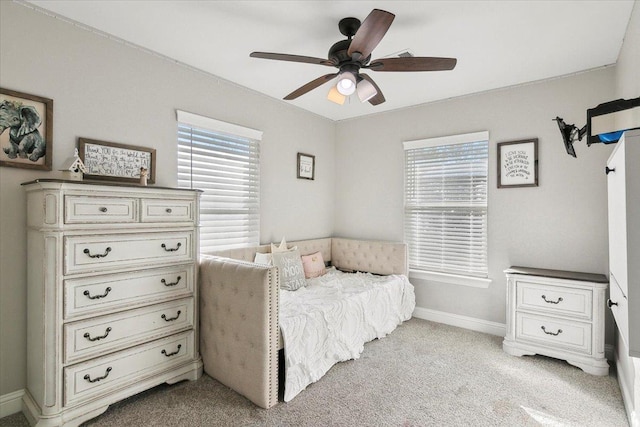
(497, 138, 538, 188)
(78, 138, 156, 184)
(0, 88, 53, 170)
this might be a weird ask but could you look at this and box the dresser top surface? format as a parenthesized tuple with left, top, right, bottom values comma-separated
(505, 266, 608, 283)
(22, 178, 202, 192)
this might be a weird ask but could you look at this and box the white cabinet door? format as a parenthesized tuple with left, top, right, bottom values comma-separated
(607, 141, 628, 297)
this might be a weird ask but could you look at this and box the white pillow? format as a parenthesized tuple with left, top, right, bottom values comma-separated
(271, 237, 296, 253)
(272, 248, 306, 291)
(254, 252, 273, 266)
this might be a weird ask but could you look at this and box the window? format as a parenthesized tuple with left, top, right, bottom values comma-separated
(177, 110, 262, 252)
(404, 131, 489, 285)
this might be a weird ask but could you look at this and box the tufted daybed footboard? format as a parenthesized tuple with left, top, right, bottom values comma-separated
(199, 237, 408, 408)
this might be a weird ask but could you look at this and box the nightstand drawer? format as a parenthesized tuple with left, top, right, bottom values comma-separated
(64, 331, 194, 407)
(141, 199, 194, 222)
(64, 266, 193, 319)
(517, 280, 592, 320)
(516, 312, 591, 355)
(65, 196, 138, 224)
(64, 231, 193, 274)
(64, 298, 194, 364)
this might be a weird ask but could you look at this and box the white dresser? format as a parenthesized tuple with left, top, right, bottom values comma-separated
(503, 266, 609, 375)
(606, 129, 640, 358)
(21, 180, 203, 426)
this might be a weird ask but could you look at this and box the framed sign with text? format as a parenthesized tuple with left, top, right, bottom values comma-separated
(497, 139, 538, 188)
(78, 138, 156, 184)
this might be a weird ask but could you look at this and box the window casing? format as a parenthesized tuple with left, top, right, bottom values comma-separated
(404, 131, 489, 280)
(177, 111, 261, 252)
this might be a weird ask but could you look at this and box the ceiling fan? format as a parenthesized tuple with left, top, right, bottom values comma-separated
(250, 9, 457, 106)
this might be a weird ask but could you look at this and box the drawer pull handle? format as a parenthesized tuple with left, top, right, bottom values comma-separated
(83, 247, 112, 258)
(541, 295, 563, 304)
(98, 207, 108, 213)
(161, 242, 182, 252)
(84, 327, 112, 342)
(607, 299, 618, 308)
(83, 287, 112, 300)
(84, 367, 112, 383)
(541, 326, 562, 336)
(605, 166, 616, 175)
(161, 310, 181, 322)
(161, 276, 182, 287)
(166, 208, 173, 213)
(161, 344, 182, 357)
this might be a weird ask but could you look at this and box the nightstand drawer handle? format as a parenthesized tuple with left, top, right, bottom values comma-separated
(161, 344, 182, 357)
(161, 310, 181, 322)
(99, 207, 108, 213)
(161, 276, 181, 287)
(165, 208, 173, 213)
(84, 367, 112, 383)
(84, 327, 112, 342)
(541, 295, 563, 304)
(161, 242, 182, 252)
(83, 247, 112, 258)
(83, 287, 112, 300)
(541, 326, 562, 336)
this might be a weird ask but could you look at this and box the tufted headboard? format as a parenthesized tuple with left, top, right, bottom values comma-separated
(331, 238, 407, 276)
(204, 237, 407, 276)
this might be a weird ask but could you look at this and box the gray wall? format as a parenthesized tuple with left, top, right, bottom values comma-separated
(0, 2, 335, 396)
(334, 68, 618, 325)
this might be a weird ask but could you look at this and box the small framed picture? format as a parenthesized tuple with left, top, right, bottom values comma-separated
(497, 139, 538, 188)
(0, 88, 53, 170)
(297, 152, 315, 180)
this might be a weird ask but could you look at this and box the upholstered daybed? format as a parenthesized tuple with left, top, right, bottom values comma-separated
(199, 237, 415, 408)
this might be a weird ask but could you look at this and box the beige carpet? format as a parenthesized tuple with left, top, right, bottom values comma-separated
(1, 318, 628, 426)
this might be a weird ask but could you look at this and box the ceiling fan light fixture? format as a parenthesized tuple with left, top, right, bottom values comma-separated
(327, 85, 346, 105)
(357, 79, 377, 103)
(336, 72, 357, 96)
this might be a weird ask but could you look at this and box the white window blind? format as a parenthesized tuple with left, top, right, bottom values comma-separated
(177, 111, 261, 252)
(404, 132, 489, 278)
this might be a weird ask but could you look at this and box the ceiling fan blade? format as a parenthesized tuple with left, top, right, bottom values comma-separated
(250, 52, 335, 66)
(284, 73, 338, 100)
(359, 74, 385, 105)
(367, 57, 457, 72)
(347, 9, 395, 61)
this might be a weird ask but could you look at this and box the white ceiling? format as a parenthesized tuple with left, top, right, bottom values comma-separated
(27, 1, 635, 121)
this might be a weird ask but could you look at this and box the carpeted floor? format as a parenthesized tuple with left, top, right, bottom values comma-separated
(1, 318, 628, 426)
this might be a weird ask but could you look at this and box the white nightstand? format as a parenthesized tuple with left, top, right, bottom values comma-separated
(503, 266, 609, 376)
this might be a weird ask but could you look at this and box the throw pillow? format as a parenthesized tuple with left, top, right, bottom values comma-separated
(301, 251, 326, 278)
(271, 237, 290, 253)
(254, 252, 272, 266)
(272, 248, 306, 291)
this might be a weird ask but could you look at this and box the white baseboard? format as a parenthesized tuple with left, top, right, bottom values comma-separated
(0, 389, 24, 418)
(412, 306, 506, 337)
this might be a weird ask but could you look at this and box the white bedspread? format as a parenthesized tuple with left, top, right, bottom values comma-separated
(279, 268, 416, 402)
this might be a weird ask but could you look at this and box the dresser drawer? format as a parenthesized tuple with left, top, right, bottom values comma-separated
(141, 199, 194, 223)
(64, 265, 193, 319)
(516, 280, 592, 320)
(64, 231, 193, 274)
(64, 298, 194, 364)
(64, 331, 194, 406)
(65, 196, 138, 224)
(516, 312, 592, 355)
